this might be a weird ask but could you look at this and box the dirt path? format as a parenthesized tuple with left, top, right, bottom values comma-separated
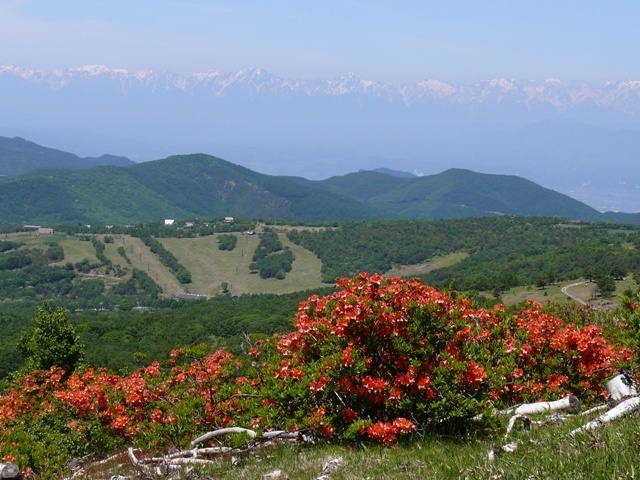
(561, 281, 589, 306)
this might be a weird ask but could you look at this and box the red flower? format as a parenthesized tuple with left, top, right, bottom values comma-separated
(392, 417, 415, 433)
(547, 374, 568, 392)
(463, 361, 487, 389)
(388, 386, 403, 401)
(319, 424, 335, 437)
(361, 376, 389, 393)
(150, 409, 163, 424)
(310, 375, 328, 393)
(366, 421, 397, 444)
(341, 346, 354, 367)
(341, 407, 358, 423)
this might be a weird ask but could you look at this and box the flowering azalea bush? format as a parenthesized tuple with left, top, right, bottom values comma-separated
(247, 273, 633, 443)
(0, 274, 634, 475)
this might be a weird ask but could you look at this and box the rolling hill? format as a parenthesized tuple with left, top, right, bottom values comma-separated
(319, 168, 600, 219)
(0, 143, 637, 225)
(0, 136, 134, 176)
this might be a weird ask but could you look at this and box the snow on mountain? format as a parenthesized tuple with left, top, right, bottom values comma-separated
(2, 64, 640, 112)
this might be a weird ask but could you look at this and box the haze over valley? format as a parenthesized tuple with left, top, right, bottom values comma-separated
(2, 65, 640, 213)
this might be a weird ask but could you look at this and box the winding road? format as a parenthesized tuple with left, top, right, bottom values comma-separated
(561, 281, 589, 306)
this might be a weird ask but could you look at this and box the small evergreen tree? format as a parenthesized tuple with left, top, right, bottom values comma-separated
(17, 303, 85, 372)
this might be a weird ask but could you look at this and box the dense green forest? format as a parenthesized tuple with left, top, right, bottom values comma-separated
(2, 215, 640, 380)
(0, 288, 332, 378)
(286, 216, 640, 290)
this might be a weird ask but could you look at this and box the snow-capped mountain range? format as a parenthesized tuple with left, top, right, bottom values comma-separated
(2, 64, 640, 212)
(2, 64, 640, 112)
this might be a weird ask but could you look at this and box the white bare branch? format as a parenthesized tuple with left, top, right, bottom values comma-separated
(514, 395, 580, 416)
(569, 396, 640, 436)
(190, 427, 258, 448)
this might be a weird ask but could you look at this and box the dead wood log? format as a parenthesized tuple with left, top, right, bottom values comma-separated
(0, 463, 19, 479)
(569, 395, 640, 436)
(579, 404, 609, 416)
(606, 372, 638, 406)
(190, 427, 257, 448)
(504, 414, 532, 436)
(514, 395, 580, 416)
(314, 457, 342, 480)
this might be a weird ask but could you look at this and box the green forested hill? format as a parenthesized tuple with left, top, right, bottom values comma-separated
(0, 151, 637, 226)
(0, 154, 385, 225)
(321, 168, 601, 219)
(0, 136, 133, 176)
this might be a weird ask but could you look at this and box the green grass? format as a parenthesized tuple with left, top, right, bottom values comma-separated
(501, 283, 571, 306)
(125, 236, 185, 295)
(3, 231, 327, 298)
(57, 238, 98, 266)
(10, 230, 640, 306)
(386, 252, 469, 278)
(161, 233, 325, 297)
(213, 414, 640, 479)
(80, 413, 640, 479)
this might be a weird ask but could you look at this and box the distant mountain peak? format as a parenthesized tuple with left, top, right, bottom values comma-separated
(71, 65, 113, 76)
(3, 64, 640, 111)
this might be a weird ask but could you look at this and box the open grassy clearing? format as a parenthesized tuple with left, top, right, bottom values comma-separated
(123, 236, 185, 296)
(385, 252, 469, 278)
(501, 283, 571, 306)
(10, 230, 467, 299)
(99, 235, 130, 268)
(501, 275, 638, 309)
(10, 229, 640, 306)
(4, 231, 66, 246)
(160, 233, 325, 297)
(270, 225, 335, 233)
(58, 238, 98, 266)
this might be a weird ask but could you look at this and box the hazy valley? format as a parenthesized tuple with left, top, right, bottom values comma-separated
(2, 65, 640, 212)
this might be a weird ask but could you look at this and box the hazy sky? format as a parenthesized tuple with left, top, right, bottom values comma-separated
(1, 0, 639, 84)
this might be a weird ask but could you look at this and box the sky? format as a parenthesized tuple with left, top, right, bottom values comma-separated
(1, 0, 640, 84)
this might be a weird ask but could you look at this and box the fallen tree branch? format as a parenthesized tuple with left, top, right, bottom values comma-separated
(190, 427, 258, 448)
(64, 428, 306, 479)
(513, 395, 580, 416)
(504, 414, 532, 437)
(606, 372, 638, 406)
(569, 396, 640, 436)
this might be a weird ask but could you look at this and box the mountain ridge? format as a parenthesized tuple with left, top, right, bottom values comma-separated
(0, 136, 134, 176)
(0, 143, 636, 226)
(2, 64, 640, 112)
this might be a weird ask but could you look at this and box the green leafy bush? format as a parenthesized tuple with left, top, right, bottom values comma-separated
(217, 234, 238, 251)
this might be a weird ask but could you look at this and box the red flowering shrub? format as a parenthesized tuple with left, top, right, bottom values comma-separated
(249, 273, 634, 443)
(0, 348, 250, 473)
(0, 274, 634, 474)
